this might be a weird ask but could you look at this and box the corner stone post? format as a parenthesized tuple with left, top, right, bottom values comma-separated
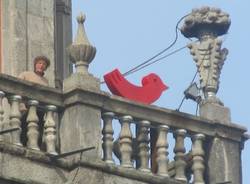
(181, 7, 244, 184)
(60, 12, 102, 160)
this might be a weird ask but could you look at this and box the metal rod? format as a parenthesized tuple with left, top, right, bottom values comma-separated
(48, 146, 95, 159)
(0, 128, 19, 135)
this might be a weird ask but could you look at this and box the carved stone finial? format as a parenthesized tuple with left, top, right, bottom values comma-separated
(181, 7, 230, 104)
(67, 12, 96, 74)
(181, 6, 230, 39)
(77, 12, 85, 24)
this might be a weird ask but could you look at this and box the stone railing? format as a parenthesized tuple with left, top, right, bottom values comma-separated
(61, 84, 246, 184)
(0, 74, 63, 155)
(0, 73, 247, 184)
(100, 98, 246, 184)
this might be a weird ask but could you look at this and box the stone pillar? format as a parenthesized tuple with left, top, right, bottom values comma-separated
(60, 13, 101, 160)
(55, 0, 72, 89)
(181, 7, 243, 184)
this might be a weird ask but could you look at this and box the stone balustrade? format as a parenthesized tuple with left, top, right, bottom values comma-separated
(0, 73, 247, 184)
(0, 74, 62, 155)
(101, 111, 206, 183)
(0, 91, 59, 155)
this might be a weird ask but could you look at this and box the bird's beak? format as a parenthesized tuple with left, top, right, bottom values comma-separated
(161, 84, 169, 91)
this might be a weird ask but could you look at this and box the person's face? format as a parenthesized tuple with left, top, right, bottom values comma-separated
(35, 60, 47, 75)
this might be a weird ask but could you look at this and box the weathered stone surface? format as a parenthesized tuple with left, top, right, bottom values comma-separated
(63, 73, 100, 93)
(0, 152, 69, 184)
(55, 0, 73, 89)
(1, 0, 71, 88)
(60, 103, 102, 160)
(199, 102, 231, 124)
(182, 7, 230, 104)
(206, 137, 242, 184)
(181, 7, 230, 38)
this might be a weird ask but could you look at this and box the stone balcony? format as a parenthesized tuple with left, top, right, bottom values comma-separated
(0, 7, 249, 184)
(0, 73, 247, 184)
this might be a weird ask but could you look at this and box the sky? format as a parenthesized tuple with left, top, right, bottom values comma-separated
(72, 1, 249, 183)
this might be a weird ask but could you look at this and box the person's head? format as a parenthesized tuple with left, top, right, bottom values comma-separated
(33, 56, 50, 76)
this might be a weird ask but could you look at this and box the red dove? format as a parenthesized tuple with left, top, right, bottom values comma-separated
(104, 69, 168, 104)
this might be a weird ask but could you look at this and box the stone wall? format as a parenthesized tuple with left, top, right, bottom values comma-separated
(0, 0, 73, 88)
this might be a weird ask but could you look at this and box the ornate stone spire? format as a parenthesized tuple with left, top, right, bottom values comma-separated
(68, 12, 96, 74)
(64, 12, 99, 92)
(181, 7, 230, 104)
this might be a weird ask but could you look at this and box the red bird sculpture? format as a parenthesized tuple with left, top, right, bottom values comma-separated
(104, 69, 168, 104)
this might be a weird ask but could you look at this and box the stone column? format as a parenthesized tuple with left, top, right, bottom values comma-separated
(181, 7, 243, 184)
(55, 0, 72, 89)
(60, 13, 101, 160)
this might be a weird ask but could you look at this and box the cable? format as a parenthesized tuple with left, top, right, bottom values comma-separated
(71, 151, 83, 183)
(195, 102, 199, 116)
(123, 13, 190, 77)
(176, 49, 209, 112)
(100, 44, 188, 84)
(123, 45, 187, 76)
(100, 13, 190, 85)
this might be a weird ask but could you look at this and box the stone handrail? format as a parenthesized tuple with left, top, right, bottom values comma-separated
(0, 73, 63, 108)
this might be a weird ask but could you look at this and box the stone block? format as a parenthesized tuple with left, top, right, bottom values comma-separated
(206, 137, 241, 184)
(60, 103, 102, 160)
(13, 10, 26, 37)
(0, 152, 68, 184)
(42, 0, 54, 18)
(63, 73, 100, 93)
(12, 39, 27, 76)
(27, 15, 43, 41)
(199, 102, 231, 124)
(27, 0, 42, 16)
(42, 17, 54, 43)
(13, 0, 26, 11)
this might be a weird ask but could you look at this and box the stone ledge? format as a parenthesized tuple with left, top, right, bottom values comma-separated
(0, 74, 63, 108)
(0, 141, 72, 170)
(0, 142, 184, 184)
(79, 159, 184, 184)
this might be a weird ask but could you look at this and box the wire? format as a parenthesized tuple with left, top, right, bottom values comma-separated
(100, 44, 188, 84)
(123, 13, 190, 77)
(176, 96, 186, 112)
(195, 102, 199, 116)
(123, 45, 187, 76)
(100, 13, 190, 85)
(71, 151, 83, 183)
(176, 49, 209, 112)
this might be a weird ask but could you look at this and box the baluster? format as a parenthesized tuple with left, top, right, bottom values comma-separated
(0, 91, 5, 141)
(9, 95, 22, 145)
(26, 100, 40, 150)
(174, 129, 187, 181)
(137, 120, 150, 172)
(44, 105, 57, 155)
(102, 112, 115, 164)
(156, 125, 169, 176)
(119, 115, 133, 168)
(191, 133, 205, 184)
